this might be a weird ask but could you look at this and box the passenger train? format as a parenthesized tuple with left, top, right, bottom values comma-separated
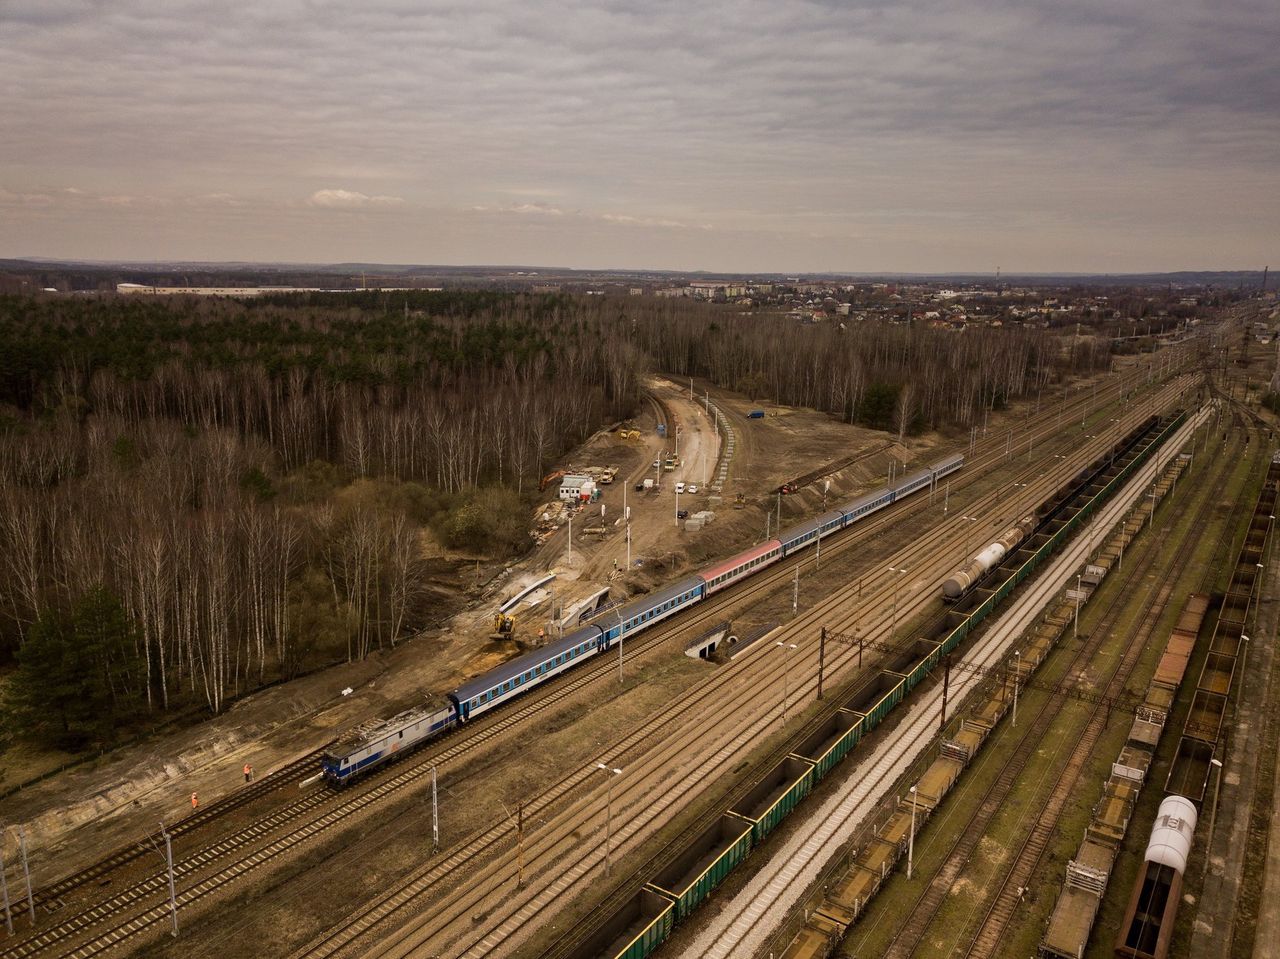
(321, 452, 964, 784)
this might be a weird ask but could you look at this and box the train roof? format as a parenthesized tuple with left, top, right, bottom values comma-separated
(615, 574, 705, 621)
(892, 465, 935, 490)
(452, 624, 602, 700)
(325, 696, 451, 756)
(839, 486, 893, 515)
(778, 509, 845, 545)
(698, 540, 782, 582)
(931, 452, 964, 470)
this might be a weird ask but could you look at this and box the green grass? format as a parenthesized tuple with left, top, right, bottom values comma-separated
(841, 424, 1255, 959)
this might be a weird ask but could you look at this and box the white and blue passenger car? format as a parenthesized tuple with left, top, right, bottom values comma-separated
(321, 453, 964, 786)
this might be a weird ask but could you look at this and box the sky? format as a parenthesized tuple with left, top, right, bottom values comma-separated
(1, 0, 1277, 273)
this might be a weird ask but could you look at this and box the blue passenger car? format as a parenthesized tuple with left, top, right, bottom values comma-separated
(600, 576, 706, 643)
(450, 624, 605, 722)
(778, 509, 848, 557)
(840, 488, 894, 524)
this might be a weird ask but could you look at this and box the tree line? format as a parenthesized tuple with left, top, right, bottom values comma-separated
(0, 290, 1108, 749)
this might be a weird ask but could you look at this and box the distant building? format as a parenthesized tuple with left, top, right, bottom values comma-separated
(115, 283, 419, 296)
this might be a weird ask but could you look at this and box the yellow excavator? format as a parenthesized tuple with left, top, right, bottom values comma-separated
(491, 613, 516, 641)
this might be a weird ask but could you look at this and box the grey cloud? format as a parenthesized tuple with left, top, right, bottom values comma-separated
(1, 0, 1276, 271)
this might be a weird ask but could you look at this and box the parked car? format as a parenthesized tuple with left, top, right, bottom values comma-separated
(675, 482, 686, 494)
(635, 482, 646, 492)
(677, 509, 689, 520)
(687, 484, 699, 494)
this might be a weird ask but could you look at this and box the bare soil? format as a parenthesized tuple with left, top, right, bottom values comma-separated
(0, 376, 941, 898)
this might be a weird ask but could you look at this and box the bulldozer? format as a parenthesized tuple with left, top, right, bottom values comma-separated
(491, 613, 516, 641)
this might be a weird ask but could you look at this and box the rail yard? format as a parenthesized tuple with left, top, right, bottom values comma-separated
(2, 306, 1279, 959)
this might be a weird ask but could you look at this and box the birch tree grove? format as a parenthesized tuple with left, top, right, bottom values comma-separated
(0, 289, 1106, 743)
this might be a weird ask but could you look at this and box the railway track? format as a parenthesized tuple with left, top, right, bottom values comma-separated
(867, 407, 1252, 959)
(680, 407, 1211, 959)
(0, 358, 1190, 959)
(3, 750, 322, 921)
(313, 385, 1197, 958)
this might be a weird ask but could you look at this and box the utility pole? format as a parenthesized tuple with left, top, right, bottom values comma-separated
(940, 654, 951, 732)
(431, 766, 440, 854)
(907, 785, 918, 880)
(1208, 758, 1224, 847)
(1012, 651, 1021, 727)
(776, 642, 798, 723)
(567, 513, 572, 561)
(595, 764, 623, 876)
(160, 822, 178, 937)
(1074, 574, 1082, 639)
(17, 828, 33, 927)
(1, 831, 13, 935)
(818, 627, 827, 700)
(516, 802, 525, 889)
(792, 564, 799, 617)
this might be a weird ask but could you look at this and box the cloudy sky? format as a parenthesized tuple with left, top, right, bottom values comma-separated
(2, 0, 1276, 272)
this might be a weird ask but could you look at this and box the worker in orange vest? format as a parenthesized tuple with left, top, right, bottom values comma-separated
(190, 792, 199, 810)
(243, 763, 253, 783)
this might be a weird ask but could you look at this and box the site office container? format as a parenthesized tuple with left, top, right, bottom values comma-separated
(731, 755, 816, 845)
(645, 814, 754, 921)
(563, 888, 675, 959)
(845, 671, 908, 731)
(793, 708, 866, 782)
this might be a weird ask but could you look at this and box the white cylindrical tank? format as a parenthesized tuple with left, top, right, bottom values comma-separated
(942, 515, 1036, 600)
(1144, 794, 1198, 874)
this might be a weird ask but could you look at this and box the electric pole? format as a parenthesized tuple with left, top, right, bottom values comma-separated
(1, 833, 13, 935)
(818, 627, 827, 700)
(431, 766, 440, 854)
(160, 822, 178, 937)
(18, 828, 33, 927)
(940, 654, 951, 731)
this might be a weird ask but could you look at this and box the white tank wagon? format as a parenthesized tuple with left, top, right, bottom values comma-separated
(942, 514, 1036, 601)
(1144, 794, 1197, 873)
(1114, 794, 1198, 959)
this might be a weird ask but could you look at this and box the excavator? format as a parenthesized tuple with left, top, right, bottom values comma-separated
(491, 613, 516, 641)
(539, 469, 566, 492)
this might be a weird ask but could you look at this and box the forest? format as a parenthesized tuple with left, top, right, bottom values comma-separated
(0, 290, 1108, 750)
